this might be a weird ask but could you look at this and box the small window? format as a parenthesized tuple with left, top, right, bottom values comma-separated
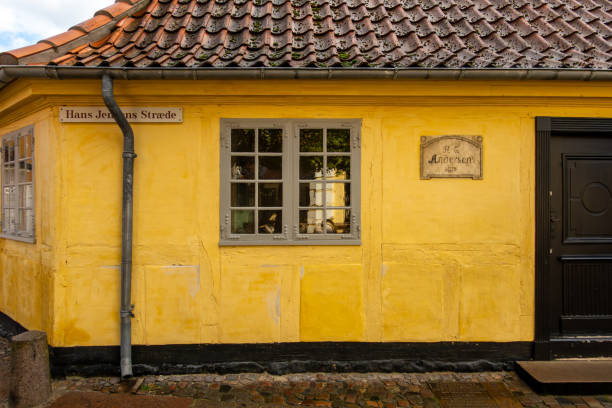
(1, 126, 34, 242)
(220, 120, 361, 245)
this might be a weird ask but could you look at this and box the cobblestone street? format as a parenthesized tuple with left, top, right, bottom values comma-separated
(46, 371, 612, 408)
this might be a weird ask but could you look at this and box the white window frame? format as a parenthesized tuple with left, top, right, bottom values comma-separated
(220, 119, 361, 245)
(1, 125, 35, 243)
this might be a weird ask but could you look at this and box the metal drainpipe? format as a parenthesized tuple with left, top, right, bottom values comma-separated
(101, 74, 136, 379)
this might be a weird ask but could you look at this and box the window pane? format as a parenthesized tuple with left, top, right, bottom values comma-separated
(299, 182, 324, 207)
(231, 210, 254, 234)
(18, 136, 26, 159)
(18, 160, 32, 183)
(258, 156, 282, 180)
(325, 209, 351, 234)
(3, 187, 10, 207)
(18, 209, 26, 232)
(231, 183, 255, 207)
(5, 140, 15, 162)
(2, 141, 8, 163)
(299, 210, 324, 234)
(231, 156, 255, 180)
(24, 209, 33, 234)
(258, 129, 282, 152)
(231, 129, 255, 152)
(25, 184, 33, 209)
(2, 210, 8, 233)
(326, 182, 350, 207)
(25, 134, 32, 158)
(258, 210, 282, 234)
(258, 183, 282, 207)
(299, 156, 323, 180)
(300, 129, 323, 152)
(327, 129, 350, 152)
(3, 163, 15, 185)
(326, 156, 350, 179)
(3, 186, 15, 208)
(18, 186, 25, 208)
(6, 209, 16, 234)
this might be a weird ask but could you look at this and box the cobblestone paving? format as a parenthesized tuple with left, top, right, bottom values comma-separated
(50, 371, 612, 408)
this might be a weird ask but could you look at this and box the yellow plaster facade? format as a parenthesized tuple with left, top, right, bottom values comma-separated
(1, 78, 612, 347)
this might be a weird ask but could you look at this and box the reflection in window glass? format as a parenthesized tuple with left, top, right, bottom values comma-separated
(4, 186, 15, 208)
(231, 129, 255, 152)
(231, 156, 255, 180)
(18, 136, 26, 159)
(3, 187, 10, 208)
(326, 182, 350, 207)
(6, 140, 15, 162)
(4, 164, 15, 185)
(326, 156, 350, 179)
(18, 160, 32, 183)
(18, 186, 26, 208)
(299, 182, 324, 207)
(300, 129, 323, 152)
(327, 129, 350, 152)
(258, 129, 282, 152)
(299, 156, 323, 180)
(299, 210, 324, 234)
(258, 156, 282, 180)
(259, 210, 282, 234)
(325, 209, 351, 234)
(18, 209, 33, 233)
(25, 136, 32, 158)
(231, 210, 254, 233)
(6, 209, 16, 234)
(231, 183, 255, 207)
(1, 211, 8, 233)
(258, 183, 282, 207)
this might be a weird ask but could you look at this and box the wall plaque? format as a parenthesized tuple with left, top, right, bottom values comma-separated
(59, 107, 183, 123)
(420, 135, 483, 179)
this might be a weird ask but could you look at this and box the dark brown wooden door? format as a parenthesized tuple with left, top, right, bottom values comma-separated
(549, 134, 612, 336)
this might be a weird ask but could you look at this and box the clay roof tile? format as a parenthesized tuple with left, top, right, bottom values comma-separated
(2, 0, 610, 70)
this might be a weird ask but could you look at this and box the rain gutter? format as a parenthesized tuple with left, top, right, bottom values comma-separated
(1, 66, 612, 87)
(101, 74, 136, 379)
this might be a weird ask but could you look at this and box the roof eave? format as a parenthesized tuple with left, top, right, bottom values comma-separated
(1, 66, 612, 90)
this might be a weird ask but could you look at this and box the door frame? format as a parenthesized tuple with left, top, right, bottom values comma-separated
(535, 117, 612, 360)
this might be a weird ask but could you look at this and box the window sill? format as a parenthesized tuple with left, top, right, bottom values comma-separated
(219, 239, 361, 246)
(0, 234, 36, 244)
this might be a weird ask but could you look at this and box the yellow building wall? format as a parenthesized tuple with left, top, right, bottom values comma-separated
(1, 79, 612, 347)
(0, 105, 58, 339)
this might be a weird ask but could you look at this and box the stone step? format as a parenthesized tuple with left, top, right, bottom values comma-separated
(516, 360, 612, 394)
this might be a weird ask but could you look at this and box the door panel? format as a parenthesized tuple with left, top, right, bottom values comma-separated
(564, 155, 612, 243)
(550, 134, 612, 336)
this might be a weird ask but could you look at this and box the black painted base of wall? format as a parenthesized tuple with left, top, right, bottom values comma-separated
(0, 311, 533, 378)
(51, 342, 533, 378)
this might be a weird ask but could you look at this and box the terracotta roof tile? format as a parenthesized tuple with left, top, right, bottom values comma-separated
(95, 2, 136, 19)
(39, 29, 84, 49)
(3, 0, 612, 69)
(1, 42, 53, 63)
(71, 15, 114, 34)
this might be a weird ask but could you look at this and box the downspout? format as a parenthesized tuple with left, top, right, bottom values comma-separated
(101, 74, 136, 379)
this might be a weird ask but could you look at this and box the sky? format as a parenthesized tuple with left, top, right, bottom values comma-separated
(0, 0, 112, 53)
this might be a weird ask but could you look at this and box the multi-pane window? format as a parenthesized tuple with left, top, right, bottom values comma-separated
(220, 120, 361, 245)
(1, 126, 34, 241)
